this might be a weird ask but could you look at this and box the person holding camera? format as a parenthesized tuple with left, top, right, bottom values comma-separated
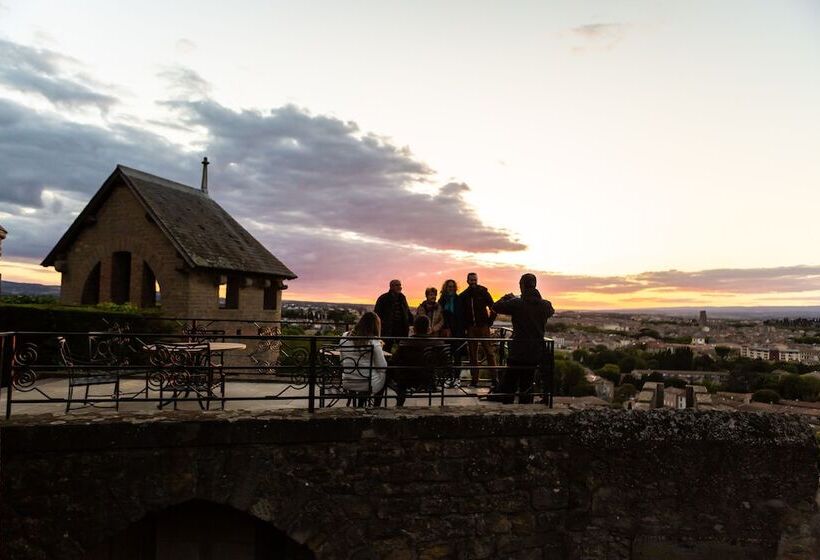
(491, 273, 555, 404)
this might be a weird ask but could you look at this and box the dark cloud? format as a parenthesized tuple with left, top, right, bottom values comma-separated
(0, 98, 191, 208)
(164, 99, 526, 253)
(0, 39, 524, 260)
(0, 39, 117, 112)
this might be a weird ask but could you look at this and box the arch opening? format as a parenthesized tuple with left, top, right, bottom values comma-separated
(110, 251, 132, 305)
(86, 499, 315, 560)
(141, 262, 161, 308)
(81, 262, 101, 305)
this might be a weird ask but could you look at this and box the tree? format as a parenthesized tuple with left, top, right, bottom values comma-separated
(614, 383, 637, 404)
(554, 359, 588, 396)
(596, 363, 621, 384)
(798, 376, 820, 402)
(778, 374, 802, 400)
(715, 346, 732, 360)
(692, 354, 715, 371)
(664, 377, 687, 389)
(752, 389, 780, 404)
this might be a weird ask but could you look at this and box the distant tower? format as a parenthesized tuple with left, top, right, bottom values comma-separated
(200, 157, 209, 195)
(699, 310, 708, 327)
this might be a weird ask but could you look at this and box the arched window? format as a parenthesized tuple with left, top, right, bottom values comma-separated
(141, 262, 161, 308)
(81, 262, 101, 305)
(87, 500, 315, 560)
(110, 251, 132, 305)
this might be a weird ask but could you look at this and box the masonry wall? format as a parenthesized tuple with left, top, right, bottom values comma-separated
(1, 408, 817, 560)
(56, 180, 283, 324)
(58, 182, 189, 316)
(186, 270, 282, 330)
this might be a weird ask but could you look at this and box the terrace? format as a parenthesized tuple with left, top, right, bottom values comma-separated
(0, 317, 556, 418)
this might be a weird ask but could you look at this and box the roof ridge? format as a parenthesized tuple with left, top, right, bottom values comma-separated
(117, 164, 207, 196)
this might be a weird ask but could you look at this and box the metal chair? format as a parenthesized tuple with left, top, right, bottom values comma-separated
(339, 344, 377, 407)
(149, 343, 223, 410)
(58, 336, 121, 412)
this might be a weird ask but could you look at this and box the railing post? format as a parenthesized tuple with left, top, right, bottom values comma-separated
(4, 333, 15, 419)
(308, 336, 317, 413)
(544, 340, 554, 408)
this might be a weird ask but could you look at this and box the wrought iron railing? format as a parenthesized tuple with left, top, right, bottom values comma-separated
(0, 330, 554, 418)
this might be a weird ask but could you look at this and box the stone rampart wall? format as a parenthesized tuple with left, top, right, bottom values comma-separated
(1, 408, 817, 559)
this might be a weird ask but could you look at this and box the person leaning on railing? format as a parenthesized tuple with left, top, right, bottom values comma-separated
(340, 311, 388, 405)
(490, 273, 555, 404)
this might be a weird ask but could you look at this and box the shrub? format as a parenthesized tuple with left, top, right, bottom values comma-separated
(751, 389, 780, 404)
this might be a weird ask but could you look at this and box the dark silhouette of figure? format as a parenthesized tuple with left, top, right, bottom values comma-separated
(491, 273, 555, 404)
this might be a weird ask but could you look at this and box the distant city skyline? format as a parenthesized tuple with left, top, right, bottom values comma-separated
(1, 1, 819, 309)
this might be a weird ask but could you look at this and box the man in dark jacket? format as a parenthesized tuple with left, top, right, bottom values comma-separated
(374, 279, 414, 350)
(459, 272, 497, 387)
(491, 273, 555, 404)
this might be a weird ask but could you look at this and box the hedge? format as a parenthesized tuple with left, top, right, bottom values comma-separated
(0, 303, 175, 334)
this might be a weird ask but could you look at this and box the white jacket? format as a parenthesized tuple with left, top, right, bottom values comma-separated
(339, 333, 387, 393)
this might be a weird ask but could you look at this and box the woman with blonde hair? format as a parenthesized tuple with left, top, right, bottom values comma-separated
(415, 286, 444, 336)
(340, 311, 388, 403)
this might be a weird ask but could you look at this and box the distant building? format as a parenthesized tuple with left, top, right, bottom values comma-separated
(664, 387, 686, 409)
(691, 334, 707, 345)
(698, 310, 708, 327)
(630, 369, 729, 384)
(41, 165, 296, 320)
(740, 346, 771, 360)
(740, 346, 817, 364)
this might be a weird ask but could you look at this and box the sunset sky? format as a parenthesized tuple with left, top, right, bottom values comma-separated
(1, 1, 819, 309)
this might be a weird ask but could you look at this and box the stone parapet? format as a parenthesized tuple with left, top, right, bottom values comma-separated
(1, 408, 817, 559)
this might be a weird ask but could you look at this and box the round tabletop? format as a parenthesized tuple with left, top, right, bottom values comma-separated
(208, 342, 246, 352)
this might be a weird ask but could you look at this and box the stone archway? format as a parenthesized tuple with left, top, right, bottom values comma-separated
(81, 261, 101, 305)
(86, 499, 316, 560)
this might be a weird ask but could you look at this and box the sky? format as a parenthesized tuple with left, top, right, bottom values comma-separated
(0, 0, 819, 309)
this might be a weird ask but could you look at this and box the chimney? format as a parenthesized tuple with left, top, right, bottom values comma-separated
(654, 384, 664, 408)
(201, 157, 209, 195)
(685, 385, 695, 409)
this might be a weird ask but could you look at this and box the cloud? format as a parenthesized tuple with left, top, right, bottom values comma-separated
(175, 38, 197, 54)
(0, 37, 523, 264)
(163, 99, 526, 253)
(158, 65, 211, 98)
(568, 23, 630, 53)
(0, 97, 191, 208)
(634, 266, 820, 294)
(0, 38, 117, 112)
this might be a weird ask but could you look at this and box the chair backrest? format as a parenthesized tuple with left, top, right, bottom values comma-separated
(88, 332, 134, 366)
(339, 344, 374, 375)
(339, 342, 376, 389)
(150, 342, 211, 370)
(57, 336, 74, 367)
(423, 344, 453, 384)
(184, 327, 226, 343)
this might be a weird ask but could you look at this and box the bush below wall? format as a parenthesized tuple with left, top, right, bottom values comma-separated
(0, 303, 173, 333)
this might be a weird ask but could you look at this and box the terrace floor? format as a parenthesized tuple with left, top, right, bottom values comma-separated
(0, 373, 514, 417)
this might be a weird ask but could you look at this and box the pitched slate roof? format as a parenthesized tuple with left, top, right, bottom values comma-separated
(42, 165, 296, 279)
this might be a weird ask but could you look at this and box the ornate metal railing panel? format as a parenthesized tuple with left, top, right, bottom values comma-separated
(0, 331, 555, 417)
